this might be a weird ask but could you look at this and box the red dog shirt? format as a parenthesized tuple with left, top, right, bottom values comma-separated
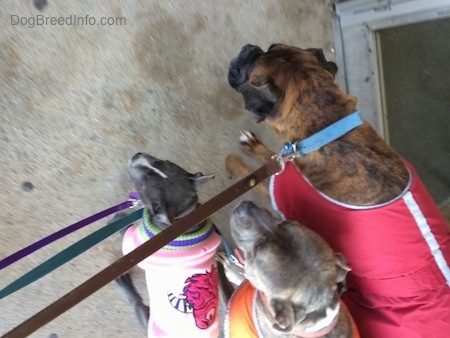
(270, 160, 450, 338)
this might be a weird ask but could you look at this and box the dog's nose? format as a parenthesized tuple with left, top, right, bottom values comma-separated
(234, 200, 257, 215)
(240, 44, 263, 58)
(228, 44, 263, 89)
(238, 200, 256, 209)
(232, 201, 258, 230)
(131, 152, 143, 161)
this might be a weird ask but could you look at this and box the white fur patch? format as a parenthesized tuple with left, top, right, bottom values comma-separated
(239, 130, 254, 143)
(133, 157, 168, 178)
(154, 213, 171, 226)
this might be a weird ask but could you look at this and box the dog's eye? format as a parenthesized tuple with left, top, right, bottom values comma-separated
(254, 239, 265, 250)
(152, 202, 162, 214)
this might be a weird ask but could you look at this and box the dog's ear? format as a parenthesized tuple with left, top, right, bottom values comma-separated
(270, 298, 299, 333)
(189, 172, 215, 190)
(334, 252, 351, 283)
(324, 61, 337, 77)
(238, 83, 281, 122)
(306, 48, 338, 77)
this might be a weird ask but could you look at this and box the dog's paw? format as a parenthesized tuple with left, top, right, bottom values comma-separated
(239, 130, 266, 157)
(239, 130, 256, 144)
(239, 130, 262, 147)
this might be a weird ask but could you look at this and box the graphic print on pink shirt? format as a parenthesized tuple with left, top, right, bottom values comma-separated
(167, 265, 218, 329)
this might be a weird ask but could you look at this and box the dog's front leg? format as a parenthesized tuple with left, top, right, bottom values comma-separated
(225, 153, 270, 198)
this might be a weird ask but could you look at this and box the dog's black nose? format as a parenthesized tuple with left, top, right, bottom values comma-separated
(131, 152, 143, 161)
(240, 44, 262, 57)
(234, 200, 257, 215)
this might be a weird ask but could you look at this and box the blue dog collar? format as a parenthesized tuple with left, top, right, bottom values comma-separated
(281, 111, 363, 157)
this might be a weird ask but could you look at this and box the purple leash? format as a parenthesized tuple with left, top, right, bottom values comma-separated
(0, 192, 140, 270)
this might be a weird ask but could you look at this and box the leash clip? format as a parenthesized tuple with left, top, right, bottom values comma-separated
(272, 144, 303, 175)
(272, 154, 286, 175)
(128, 198, 142, 209)
(229, 254, 245, 269)
(127, 192, 142, 209)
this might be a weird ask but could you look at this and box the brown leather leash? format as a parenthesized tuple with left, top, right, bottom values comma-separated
(2, 159, 280, 338)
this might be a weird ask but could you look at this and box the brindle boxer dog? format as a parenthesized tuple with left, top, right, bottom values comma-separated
(226, 200, 357, 337)
(225, 44, 450, 338)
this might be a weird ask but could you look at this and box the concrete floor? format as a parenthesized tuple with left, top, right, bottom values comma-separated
(0, 1, 335, 337)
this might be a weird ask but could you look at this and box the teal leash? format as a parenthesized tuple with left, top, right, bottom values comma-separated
(0, 208, 143, 300)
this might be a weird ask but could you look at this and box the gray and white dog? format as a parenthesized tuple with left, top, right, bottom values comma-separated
(225, 200, 358, 337)
(116, 152, 224, 337)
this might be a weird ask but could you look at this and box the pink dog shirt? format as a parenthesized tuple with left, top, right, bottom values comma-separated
(270, 160, 450, 338)
(122, 208, 221, 337)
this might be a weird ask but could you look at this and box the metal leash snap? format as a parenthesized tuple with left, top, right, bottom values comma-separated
(229, 254, 245, 269)
(273, 141, 304, 175)
(272, 153, 286, 175)
(127, 192, 142, 209)
(128, 198, 142, 209)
